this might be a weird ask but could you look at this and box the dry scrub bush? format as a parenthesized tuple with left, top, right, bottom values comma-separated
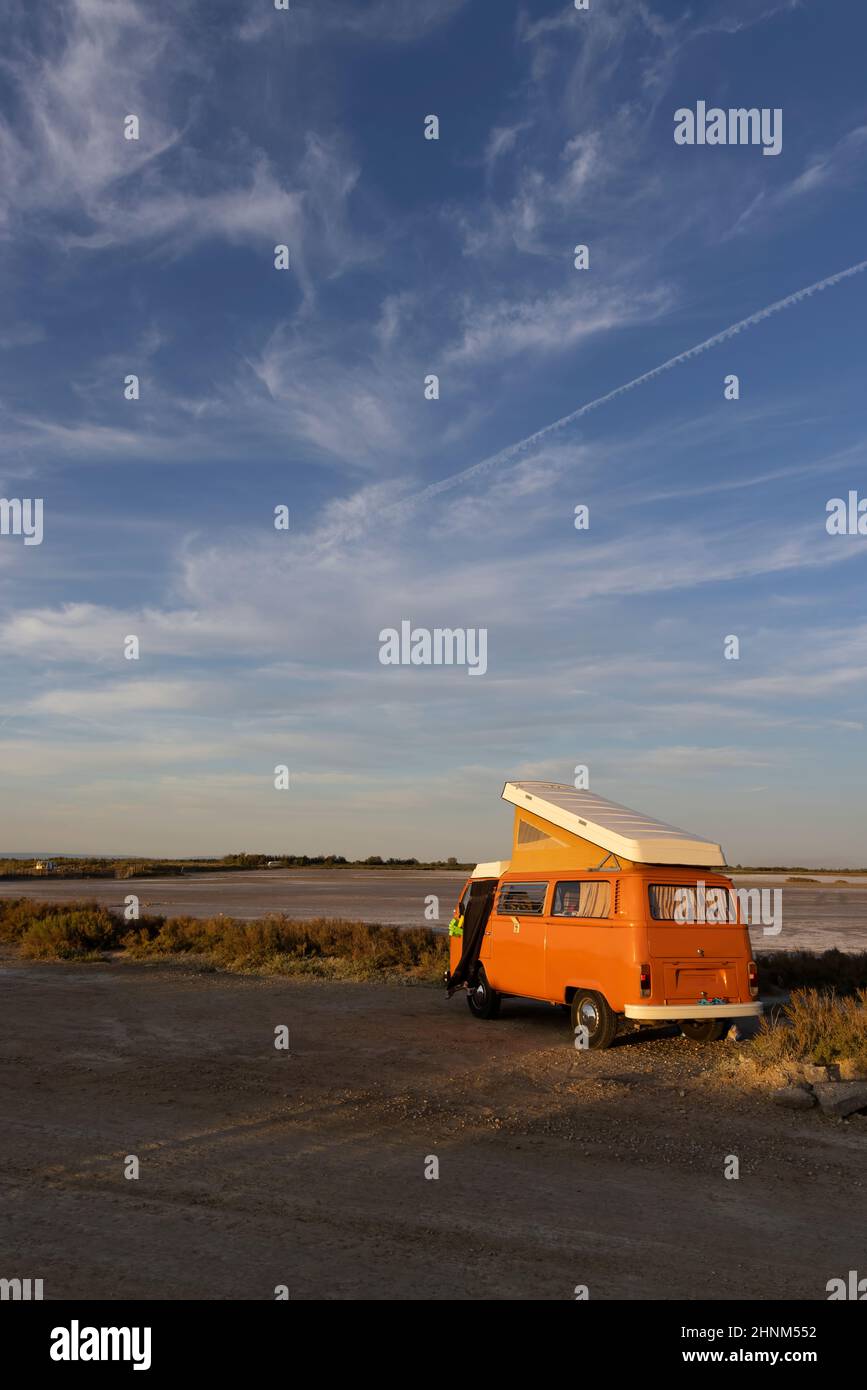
(750, 988, 867, 1071)
(124, 914, 448, 980)
(0, 896, 448, 980)
(16, 907, 122, 960)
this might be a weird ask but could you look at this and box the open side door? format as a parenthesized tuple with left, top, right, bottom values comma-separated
(446, 877, 497, 995)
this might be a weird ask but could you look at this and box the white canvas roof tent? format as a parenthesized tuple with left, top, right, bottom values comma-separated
(502, 782, 726, 868)
(471, 860, 511, 879)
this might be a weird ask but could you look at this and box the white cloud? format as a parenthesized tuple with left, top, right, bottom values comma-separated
(0, 601, 272, 662)
(484, 122, 530, 167)
(0, 322, 45, 350)
(629, 745, 773, 772)
(557, 132, 602, 200)
(31, 679, 204, 717)
(0, 1, 365, 290)
(444, 282, 673, 364)
(375, 292, 418, 348)
(245, 328, 407, 467)
(240, 0, 469, 46)
(0, 0, 181, 233)
(728, 125, 867, 236)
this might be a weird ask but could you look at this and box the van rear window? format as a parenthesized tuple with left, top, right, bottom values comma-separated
(649, 884, 738, 922)
(552, 881, 611, 919)
(497, 882, 547, 916)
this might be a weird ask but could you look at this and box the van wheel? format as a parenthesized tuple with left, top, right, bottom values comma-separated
(467, 968, 501, 1020)
(570, 991, 618, 1050)
(680, 1019, 729, 1043)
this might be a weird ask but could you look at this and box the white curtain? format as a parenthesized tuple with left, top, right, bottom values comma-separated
(553, 881, 611, 918)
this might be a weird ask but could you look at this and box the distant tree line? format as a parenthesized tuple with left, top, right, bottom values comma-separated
(0, 853, 470, 881)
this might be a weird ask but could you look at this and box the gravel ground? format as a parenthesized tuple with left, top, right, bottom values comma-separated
(1, 951, 864, 1301)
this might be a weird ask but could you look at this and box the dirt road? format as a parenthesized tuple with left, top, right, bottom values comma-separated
(1, 953, 864, 1300)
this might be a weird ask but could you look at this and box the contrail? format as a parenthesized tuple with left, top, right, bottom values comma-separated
(404, 256, 867, 508)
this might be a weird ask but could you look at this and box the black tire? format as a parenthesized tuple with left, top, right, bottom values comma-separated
(466, 968, 501, 1020)
(680, 1019, 729, 1043)
(570, 990, 618, 1050)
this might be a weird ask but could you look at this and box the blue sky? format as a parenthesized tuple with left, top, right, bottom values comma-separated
(1, 0, 865, 864)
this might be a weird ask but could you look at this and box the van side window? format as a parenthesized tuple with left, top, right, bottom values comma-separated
(552, 881, 611, 919)
(497, 882, 547, 916)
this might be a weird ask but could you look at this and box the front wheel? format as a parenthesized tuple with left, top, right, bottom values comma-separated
(570, 990, 618, 1050)
(680, 1019, 729, 1042)
(466, 968, 501, 1020)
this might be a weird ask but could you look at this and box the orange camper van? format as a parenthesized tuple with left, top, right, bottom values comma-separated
(446, 782, 761, 1049)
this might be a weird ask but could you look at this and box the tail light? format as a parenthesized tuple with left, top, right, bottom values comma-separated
(639, 964, 651, 998)
(748, 961, 759, 998)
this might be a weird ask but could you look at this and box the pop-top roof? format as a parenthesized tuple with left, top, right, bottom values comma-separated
(472, 860, 511, 879)
(502, 782, 725, 867)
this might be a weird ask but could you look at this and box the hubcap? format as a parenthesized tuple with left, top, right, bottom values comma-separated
(579, 999, 598, 1030)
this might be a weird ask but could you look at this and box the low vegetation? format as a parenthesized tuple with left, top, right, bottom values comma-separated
(754, 948, 867, 996)
(0, 898, 447, 981)
(748, 988, 867, 1074)
(0, 901, 121, 962)
(736, 952, 867, 1085)
(126, 915, 447, 980)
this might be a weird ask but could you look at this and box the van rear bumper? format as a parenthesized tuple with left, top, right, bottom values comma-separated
(624, 1002, 763, 1020)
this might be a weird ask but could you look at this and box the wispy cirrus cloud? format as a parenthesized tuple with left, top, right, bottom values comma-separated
(0, 0, 365, 295)
(0, 321, 46, 349)
(239, 0, 469, 47)
(728, 124, 867, 236)
(0, 0, 182, 234)
(444, 282, 673, 365)
(31, 679, 205, 717)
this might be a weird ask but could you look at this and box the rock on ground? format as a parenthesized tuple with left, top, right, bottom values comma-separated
(772, 1085, 817, 1110)
(813, 1081, 867, 1118)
